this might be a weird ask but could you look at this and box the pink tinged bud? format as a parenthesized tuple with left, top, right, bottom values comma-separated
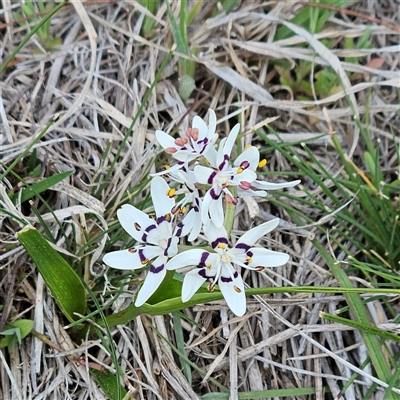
(165, 147, 177, 154)
(174, 137, 188, 147)
(187, 127, 199, 141)
(239, 181, 252, 190)
(225, 193, 238, 205)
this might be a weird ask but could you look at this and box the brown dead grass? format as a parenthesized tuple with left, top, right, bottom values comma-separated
(1, 1, 400, 399)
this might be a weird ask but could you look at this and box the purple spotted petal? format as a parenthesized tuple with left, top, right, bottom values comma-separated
(103, 248, 151, 270)
(193, 165, 216, 185)
(246, 247, 290, 268)
(234, 146, 260, 170)
(181, 269, 208, 302)
(166, 249, 212, 271)
(219, 266, 246, 317)
(117, 204, 158, 245)
(134, 255, 168, 306)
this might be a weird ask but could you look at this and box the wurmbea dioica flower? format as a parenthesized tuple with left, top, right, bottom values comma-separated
(104, 109, 298, 315)
(166, 219, 290, 316)
(103, 177, 190, 306)
(155, 109, 218, 166)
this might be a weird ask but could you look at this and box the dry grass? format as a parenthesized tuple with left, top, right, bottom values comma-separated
(1, 1, 400, 399)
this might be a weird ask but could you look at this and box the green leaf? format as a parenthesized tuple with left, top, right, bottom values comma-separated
(91, 369, 128, 400)
(10, 170, 73, 204)
(16, 226, 86, 324)
(0, 319, 34, 350)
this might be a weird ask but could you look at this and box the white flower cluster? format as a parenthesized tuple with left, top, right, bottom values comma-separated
(103, 110, 300, 316)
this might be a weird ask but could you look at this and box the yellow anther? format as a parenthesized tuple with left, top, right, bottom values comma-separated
(181, 206, 187, 214)
(217, 243, 226, 249)
(167, 188, 175, 198)
(164, 165, 171, 170)
(141, 258, 149, 265)
(128, 248, 137, 254)
(245, 144, 252, 150)
(165, 213, 171, 221)
(206, 263, 211, 270)
(258, 159, 267, 168)
(237, 167, 244, 174)
(233, 285, 242, 293)
(246, 256, 252, 264)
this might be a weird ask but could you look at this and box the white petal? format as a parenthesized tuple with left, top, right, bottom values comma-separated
(194, 165, 216, 185)
(203, 146, 218, 168)
(237, 219, 280, 247)
(166, 249, 211, 270)
(134, 256, 167, 306)
(219, 269, 246, 317)
(192, 115, 208, 140)
(117, 204, 157, 244)
(247, 248, 290, 268)
(222, 123, 240, 160)
(208, 195, 224, 228)
(234, 146, 259, 170)
(172, 150, 197, 162)
(155, 130, 177, 150)
(203, 220, 228, 244)
(187, 211, 203, 241)
(182, 269, 207, 302)
(206, 109, 216, 139)
(252, 179, 301, 190)
(150, 163, 183, 177)
(230, 169, 257, 184)
(151, 176, 175, 218)
(103, 248, 147, 270)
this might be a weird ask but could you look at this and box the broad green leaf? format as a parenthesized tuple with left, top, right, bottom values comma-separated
(10, 170, 73, 204)
(16, 226, 86, 324)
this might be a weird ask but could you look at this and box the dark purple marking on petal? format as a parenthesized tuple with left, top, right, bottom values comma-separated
(199, 252, 210, 267)
(220, 275, 233, 283)
(175, 222, 184, 237)
(235, 242, 250, 251)
(247, 251, 253, 257)
(193, 205, 199, 212)
(164, 237, 173, 256)
(211, 237, 229, 249)
(157, 215, 168, 225)
(210, 187, 222, 200)
(199, 268, 214, 279)
(150, 263, 165, 274)
(142, 223, 156, 241)
(218, 154, 230, 171)
(207, 171, 217, 185)
(138, 249, 147, 263)
(194, 197, 200, 206)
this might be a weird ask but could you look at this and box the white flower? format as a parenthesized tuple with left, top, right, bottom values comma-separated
(155, 109, 217, 165)
(233, 145, 301, 197)
(166, 219, 290, 316)
(194, 123, 257, 227)
(170, 169, 203, 241)
(103, 177, 190, 307)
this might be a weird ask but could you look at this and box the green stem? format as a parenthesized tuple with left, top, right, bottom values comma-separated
(224, 186, 237, 237)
